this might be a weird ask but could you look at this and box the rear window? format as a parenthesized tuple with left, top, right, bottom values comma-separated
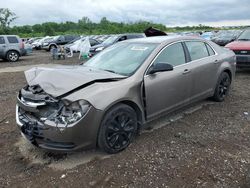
(185, 41, 209, 61)
(0, 37, 5, 44)
(7, 36, 19, 44)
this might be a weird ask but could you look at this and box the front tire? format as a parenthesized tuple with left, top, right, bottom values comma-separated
(6, 50, 19, 62)
(98, 104, 138, 154)
(212, 72, 231, 102)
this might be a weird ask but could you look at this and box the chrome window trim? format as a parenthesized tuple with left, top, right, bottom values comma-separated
(144, 39, 218, 77)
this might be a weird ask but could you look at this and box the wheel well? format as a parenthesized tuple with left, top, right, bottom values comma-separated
(6, 50, 20, 58)
(223, 69, 232, 81)
(105, 101, 143, 127)
(49, 44, 57, 48)
(119, 101, 143, 125)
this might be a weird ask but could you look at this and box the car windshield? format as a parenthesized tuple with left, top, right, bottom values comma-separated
(102, 36, 118, 45)
(238, 30, 250, 41)
(84, 42, 157, 76)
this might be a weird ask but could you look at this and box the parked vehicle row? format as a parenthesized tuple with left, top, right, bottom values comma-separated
(89, 33, 145, 56)
(1, 28, 249, 66)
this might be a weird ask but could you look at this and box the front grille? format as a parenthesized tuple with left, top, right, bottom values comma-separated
(18, 108, 45, 143)
(233, 50, 250, 55)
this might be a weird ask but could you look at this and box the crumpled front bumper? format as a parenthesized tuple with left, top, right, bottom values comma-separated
(16, 96, 103, 152)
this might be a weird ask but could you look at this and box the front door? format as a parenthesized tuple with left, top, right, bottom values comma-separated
(144, 42, 192, 120)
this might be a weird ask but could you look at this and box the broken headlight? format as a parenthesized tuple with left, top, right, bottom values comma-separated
(52, 100, 90, 126)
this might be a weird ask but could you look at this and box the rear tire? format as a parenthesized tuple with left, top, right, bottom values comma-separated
(212, 72, 231, 102)
(6, 50, 19, 62)
(98, 104, 138, 154)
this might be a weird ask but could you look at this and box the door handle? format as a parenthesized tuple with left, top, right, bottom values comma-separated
(183, 69, 191, 75)
(2, 45, 6, 48)
(214, 60, 219, 64)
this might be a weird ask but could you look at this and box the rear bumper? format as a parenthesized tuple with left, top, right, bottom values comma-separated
(236, 55, 250, 67)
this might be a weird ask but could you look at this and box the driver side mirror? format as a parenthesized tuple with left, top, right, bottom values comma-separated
(148, 63, 173, 74)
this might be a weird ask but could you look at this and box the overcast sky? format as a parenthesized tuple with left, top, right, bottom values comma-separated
(2, 0, 250, 27)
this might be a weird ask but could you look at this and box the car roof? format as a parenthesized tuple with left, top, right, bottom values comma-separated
(124, 36, 204, 44)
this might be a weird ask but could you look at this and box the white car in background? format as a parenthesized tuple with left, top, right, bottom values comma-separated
(64, 36, 100, 53)
(32, 36, 51, 50)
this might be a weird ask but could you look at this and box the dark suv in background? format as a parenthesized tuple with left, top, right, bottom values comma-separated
(41, 35, 79, 51)
(0, 35, 25, 62)
(89, 33, 145, 56)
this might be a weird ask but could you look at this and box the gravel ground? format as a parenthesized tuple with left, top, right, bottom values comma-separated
(0, 51, 250, 188)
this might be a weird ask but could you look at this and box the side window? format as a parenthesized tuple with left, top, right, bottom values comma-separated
(57, 36, 64, 41)
(90, 39, 99, 46)
(118, 36, 127, 42)
(7, 36, 18, 43)
(64, 36, 70, 41)
(0, 37, 5, 44)
(206, 43, 215, 56)
(185, 41, 209, 61)
(154, 43, 186, 67)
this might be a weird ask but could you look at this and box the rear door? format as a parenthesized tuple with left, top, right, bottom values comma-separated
(184, 41, 218, 101)
(0, 36, 6, 57)
(144, 42, 192, 120)
(6, 36, 21, 55)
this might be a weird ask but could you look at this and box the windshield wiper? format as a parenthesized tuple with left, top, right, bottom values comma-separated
(102, 69, 128, 77)
(104, 69, 116, 74)
(238, 39, 250, 41)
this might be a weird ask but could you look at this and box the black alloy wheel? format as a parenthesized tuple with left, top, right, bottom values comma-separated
(98, 104, 138, 154)
(213, 72, 231, 102)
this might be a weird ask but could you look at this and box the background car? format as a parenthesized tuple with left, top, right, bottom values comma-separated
(89, 33, 145, 56)
(16, 36, 236, 154)
(225, 28, 250, 68)
(64, 36, 101, 53)
(201, 31, 215, 40)
(211, 30, 240, 46)
(0, 35, 25, 62)
(31, 36, 51, 50)
(41, 35, 79, 51)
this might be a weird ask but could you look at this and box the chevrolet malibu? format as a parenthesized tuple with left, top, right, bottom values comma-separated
(16, 36, 236, 153)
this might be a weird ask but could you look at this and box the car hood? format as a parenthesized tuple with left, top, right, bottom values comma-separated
(24, 65, 125, 97)
(225, 41, 250, 50)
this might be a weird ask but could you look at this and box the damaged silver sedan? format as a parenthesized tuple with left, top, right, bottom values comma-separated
(16, 36, 236, 153)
